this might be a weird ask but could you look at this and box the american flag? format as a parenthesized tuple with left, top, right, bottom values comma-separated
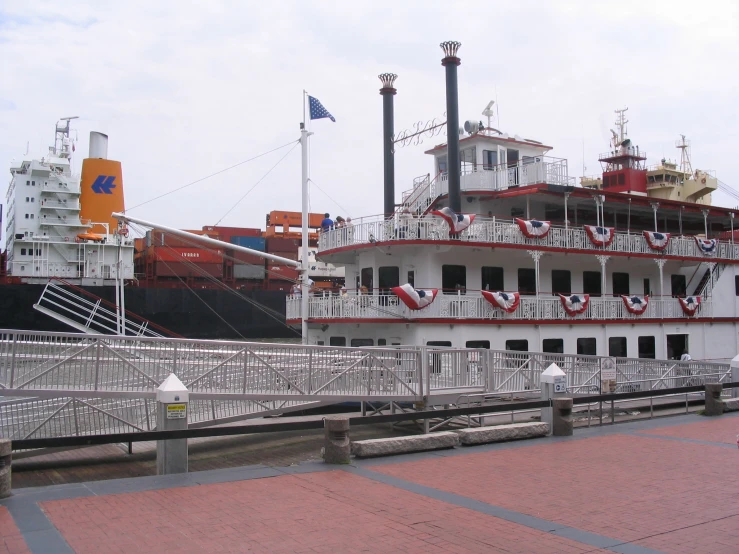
(308, 96, 335, 122)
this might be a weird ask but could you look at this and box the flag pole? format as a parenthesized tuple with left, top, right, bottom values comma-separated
(300, 91, 311, 344)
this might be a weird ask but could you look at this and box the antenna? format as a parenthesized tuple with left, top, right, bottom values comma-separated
(614, 107, 629, 144)
(494, 86, 500, 129)
(53, 115, 79, 157)
(482, 100, 495, 129)
(676, 134, 693, 176)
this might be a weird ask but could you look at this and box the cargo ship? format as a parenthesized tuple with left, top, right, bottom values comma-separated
(1, 119, 343, 339)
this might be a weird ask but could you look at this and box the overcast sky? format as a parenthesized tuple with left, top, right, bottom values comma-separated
(2, 0, 738, 235)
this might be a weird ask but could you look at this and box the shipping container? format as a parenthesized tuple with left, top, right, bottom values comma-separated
(151, 246, 224, 265)
(234, 264, 267, 280)
(153, 262, 223, 278)
(202, 226, 262, 240)
(266, 237, 300, 251)
(224, 250, 265, 265)
(268, 251, 299, 261)
(148, 229, 220, 249)
(266, 210, 324, 230)
(264, 279, 294, 291)
(230, 236, 266, 251)
(265, 264, 300, 281)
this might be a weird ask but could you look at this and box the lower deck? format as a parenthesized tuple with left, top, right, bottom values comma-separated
(305, 320, 738, 362)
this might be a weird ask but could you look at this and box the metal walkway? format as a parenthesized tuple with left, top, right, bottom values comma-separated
(0, 329, 731, 443)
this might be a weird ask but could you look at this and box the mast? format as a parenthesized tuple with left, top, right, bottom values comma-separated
(300, 92, 311, 344)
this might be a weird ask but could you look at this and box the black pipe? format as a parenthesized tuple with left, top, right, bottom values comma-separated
(441, 41, 462, 213)
(379, 73, 397, 219)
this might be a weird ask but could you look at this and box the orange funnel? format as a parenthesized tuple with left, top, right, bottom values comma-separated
(79, 139, 125, 234)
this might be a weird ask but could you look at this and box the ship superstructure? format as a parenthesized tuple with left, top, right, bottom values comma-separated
(3, 119, 134, 285)
(287, 42, 739, 362)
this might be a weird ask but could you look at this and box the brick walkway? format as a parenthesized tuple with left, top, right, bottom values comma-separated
(3, 412, 739, 553)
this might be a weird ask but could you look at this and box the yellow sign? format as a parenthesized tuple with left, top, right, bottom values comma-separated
(166, 403, 187, 419)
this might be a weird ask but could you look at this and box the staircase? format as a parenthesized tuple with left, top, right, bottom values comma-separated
(34, 279, 178, 337)
(689, 263, 726, 297)
(399, 173, 440, 216)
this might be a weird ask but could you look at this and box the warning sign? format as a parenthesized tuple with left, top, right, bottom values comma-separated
(166, 403, 187, 419)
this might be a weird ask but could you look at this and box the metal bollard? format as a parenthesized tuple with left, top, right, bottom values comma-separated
(704, 383, 724, 416)
(552, 398, 574, 436)
(0, 439, 11, 499)
(323, 416, 351, 464)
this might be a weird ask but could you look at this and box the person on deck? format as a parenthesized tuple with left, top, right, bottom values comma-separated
(320, 213, 334, 232)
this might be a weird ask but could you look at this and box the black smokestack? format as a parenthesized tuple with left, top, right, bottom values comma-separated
(441, 41, 462, 213)
(379, 73, 398, 219)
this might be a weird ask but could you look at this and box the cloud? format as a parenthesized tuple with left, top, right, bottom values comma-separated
(0, 0, 738, 232)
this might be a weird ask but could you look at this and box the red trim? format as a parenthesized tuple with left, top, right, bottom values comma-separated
(288, 317, 739, 326)
(320, 239, 739, 265)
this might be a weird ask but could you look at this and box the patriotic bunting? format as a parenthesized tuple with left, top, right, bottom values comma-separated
(481, 290, 521, 313)
(559, 294, 590, 316)
(643, 231, 671, 251)
(678, 296, 702, 316)
(622, 295, 649, 315)
(431, 207, 475, 234)
(695, 237, 717, 254)
(391, 283, 438, 310)
(584, 225, 615, 247)
(515, 218, 551, 239)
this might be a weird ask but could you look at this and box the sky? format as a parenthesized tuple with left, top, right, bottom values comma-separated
(1, 0, 738, 236)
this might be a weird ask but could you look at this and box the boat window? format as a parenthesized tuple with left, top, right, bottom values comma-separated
(671, 274, 687, 297)
(638, 336, 656, 359)
(608, 337, 627, 357)
(644, 278, 651, 296)
(483, 150, 498, 170)
(442, 265, 466, 294)
(551, 270, 571, 295)
(378, 339, 387, 346)
(427, 341, 452, 346)
(351, 339, 374, 347)
(437, 155, 448, 175)
(407, 270, 415, 287)
(329, 337, 346, 347)
(735, 276, 739, 296)
(506, 340, 529, 352)
(612, 273, 630, 296)
(25, 214, 29, 219)
(481, 266, 504, 291)
(20, 249, 26, 255)
(316, 341, 324, 346)
(542, 339, 564, 353)
(583, 271, 601, 297)
(461, 147, 476, 173)
(360, 267, 373, 292)
(378, 267, 400, 295)
(466, 340, 490, 349)
(518, 268, 536, 295)
(617, 173, 625, 186)
(576, 337, 597, 355)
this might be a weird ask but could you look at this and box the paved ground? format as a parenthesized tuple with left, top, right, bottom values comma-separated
(3, 412, 738, 553)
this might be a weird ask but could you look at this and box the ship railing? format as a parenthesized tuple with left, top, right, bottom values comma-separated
(486, 349, 730, 395)
(287, 292, 713, 321)
(318, 215, 739, 260)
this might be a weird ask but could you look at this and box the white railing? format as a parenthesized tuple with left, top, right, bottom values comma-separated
(0, 329, 731, 443)
(319, 215, 739, 260)
(287, 292, 712, 321)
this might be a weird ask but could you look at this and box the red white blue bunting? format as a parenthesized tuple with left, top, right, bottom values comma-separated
(622, 295, 649, 315)
(643, 231, 671, 251)
(515, 218, 551, 239)
(431, 207, 475, 234)
(678, 296, 702, 316)
(695, 237, 717, 254)
(391, 283, 438, 310)
(584, 225, 615, 247)
(559, 294, 590, 316)
(481, 290, 520, 313)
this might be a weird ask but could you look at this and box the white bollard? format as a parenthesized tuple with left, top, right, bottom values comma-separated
(156, 373, 189, 475)
(540, 363, 568, 431)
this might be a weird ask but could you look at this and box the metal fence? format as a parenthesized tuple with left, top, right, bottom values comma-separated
(0, 329, 732, 442)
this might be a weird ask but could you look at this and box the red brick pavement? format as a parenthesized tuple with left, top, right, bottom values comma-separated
(41, 471, 608, 554)
(0, 507, 29, 554)
(641, 416, 739, 445)
(374, 431, 739, 552)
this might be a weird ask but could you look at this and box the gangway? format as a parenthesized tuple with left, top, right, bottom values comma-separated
(33, 278, 179, 338)
(0, 329, 731, 450)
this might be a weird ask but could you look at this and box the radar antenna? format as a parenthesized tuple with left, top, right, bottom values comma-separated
(53, 116, 79, 158)
(482, 100, 495, 130)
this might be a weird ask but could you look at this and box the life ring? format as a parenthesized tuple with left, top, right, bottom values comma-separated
(701, 178, 706, 184)
(119, 227, 129, 237)
(64, 237, 69, 242)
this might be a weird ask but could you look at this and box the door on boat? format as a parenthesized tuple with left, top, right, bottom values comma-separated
(666, 334, 689, 360)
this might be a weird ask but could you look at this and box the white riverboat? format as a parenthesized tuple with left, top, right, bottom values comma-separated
(288, 42, 739, 363)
